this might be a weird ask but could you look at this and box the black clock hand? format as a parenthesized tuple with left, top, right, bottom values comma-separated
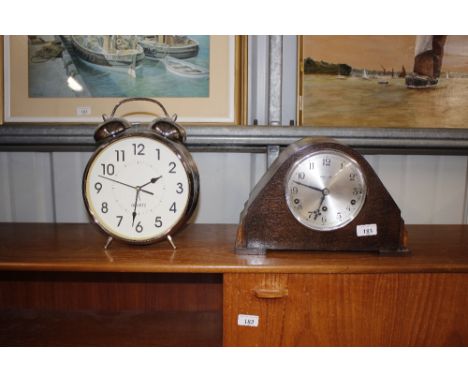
(132, 188, 140, 227)
(313, 194, 326, 220)
(139, 176, 163, 190)
(293, 180, 323, 193)
(312, 188, 330, 220)
(98, 175, 154, 195)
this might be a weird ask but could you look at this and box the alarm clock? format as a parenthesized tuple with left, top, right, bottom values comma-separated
(235, 137, 408, 255)
(83, 98, 199, 249)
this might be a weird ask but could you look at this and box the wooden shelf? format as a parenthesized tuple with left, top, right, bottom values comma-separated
(0, 223, 467, 274)
(1, 223, 467, 346)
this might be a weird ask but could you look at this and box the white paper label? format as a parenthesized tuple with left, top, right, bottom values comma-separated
(237, 314, 259, 327)
(356, 224, 378, 237)
(76, 106, 91, 116)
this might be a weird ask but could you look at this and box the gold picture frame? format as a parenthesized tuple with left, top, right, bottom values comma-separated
(4, 35, 247, 125)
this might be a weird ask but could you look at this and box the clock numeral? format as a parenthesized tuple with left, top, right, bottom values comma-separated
(176, 182, 184, 194)
(169, 202, 177, 213)
(349, 173, 357, 181)
(291, 186, 298, 194)
(116, 215, 123, 227)
(154, 216, 163, 228)
(115, 149, 125, 162)
(353, 188, 362, 196)
(309, 162, 315, 170)
(155, 148, 160, 160)
(94, 182, 102, 194)
(298, 172, 305, 180)
(323, 158, 331, 167)
(337, 212, 343, 221)
(168, 162, 176, 174)
(135, 222, 143, 233)
(101, 202, 108, 214)
(132, 143, 145, 156)
(101, 163, 115, 176)
(321, 216, 327, 224)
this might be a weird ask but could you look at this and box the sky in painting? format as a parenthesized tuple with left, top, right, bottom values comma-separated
(303, 35, 468, 73)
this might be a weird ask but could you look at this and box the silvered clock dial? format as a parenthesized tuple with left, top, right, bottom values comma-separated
(285, 150, 367, 231)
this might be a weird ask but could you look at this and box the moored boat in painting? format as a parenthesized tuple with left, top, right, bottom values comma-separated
(362, 68, 370, 80)
(139, 35, 199, 60)
(405, 35, 447, 89)
(70, 35, 145, 67)
(164, 56, 208, 78)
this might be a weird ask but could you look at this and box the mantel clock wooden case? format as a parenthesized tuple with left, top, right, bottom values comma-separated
(235, 137, 408, 255)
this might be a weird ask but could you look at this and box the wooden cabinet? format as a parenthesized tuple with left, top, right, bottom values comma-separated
(0, 224, 467, 346)
(224, 273, 468, 346)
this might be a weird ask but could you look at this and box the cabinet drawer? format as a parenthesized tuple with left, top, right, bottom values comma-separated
(223, 273, 468, 346)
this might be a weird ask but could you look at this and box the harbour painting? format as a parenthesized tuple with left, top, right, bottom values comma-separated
(301, 36, 468, 128)
(28, 35, 210, 98)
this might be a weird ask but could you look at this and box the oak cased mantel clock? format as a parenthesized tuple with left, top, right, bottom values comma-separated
(83, 98, 199, 249)
(235, 137, 409, 255)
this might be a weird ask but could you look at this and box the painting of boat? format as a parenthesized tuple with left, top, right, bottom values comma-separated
(28, 35, 211, 98)
(139, 35, 199, 60)
(164, 56, 209, 79)
(70, 35, 145, 67)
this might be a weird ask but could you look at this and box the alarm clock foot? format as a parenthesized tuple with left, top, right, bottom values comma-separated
(167, 235, 176, 250)
(104, 236, 113, 250)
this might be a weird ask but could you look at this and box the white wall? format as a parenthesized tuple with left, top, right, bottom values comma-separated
(0, 151, 467, 224)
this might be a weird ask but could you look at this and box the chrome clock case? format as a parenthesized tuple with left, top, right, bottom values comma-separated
(82, 98, 199, 249)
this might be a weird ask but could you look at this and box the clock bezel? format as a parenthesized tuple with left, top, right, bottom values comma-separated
(82, 129, 199, 245)
(284, 149, 368, 232)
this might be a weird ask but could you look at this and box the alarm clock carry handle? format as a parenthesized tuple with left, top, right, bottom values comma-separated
(109, 97, 187, 143)
(108, 97, 171, 119)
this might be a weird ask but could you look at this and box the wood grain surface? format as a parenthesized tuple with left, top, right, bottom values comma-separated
(0, 224, 467, 274)
(0, 272, 222, 346)
(0, 223, 467, 346)
(224, 273, 468, 346)
(0, 309, 221, 346)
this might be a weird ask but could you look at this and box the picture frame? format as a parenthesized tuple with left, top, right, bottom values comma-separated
(0, 36, 4, 125)
(3, 35, 247, 125)
(297, 35, 468, 129)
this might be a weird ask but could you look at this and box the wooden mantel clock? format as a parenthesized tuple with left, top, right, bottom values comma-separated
(235, 137, 409, 255)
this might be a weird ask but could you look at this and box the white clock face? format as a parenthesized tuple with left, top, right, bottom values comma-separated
(84, 135, 190, 242)
(285, 150, 367, 231)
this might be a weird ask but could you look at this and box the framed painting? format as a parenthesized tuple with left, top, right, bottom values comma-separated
(298, 35, 468, 129)
(3, 35, 247, 124)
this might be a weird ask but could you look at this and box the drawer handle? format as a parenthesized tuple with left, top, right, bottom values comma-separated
(253, 288, 288, 299)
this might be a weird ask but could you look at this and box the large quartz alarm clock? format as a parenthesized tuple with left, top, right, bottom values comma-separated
(235, 137, 408, 255)
(83, 98, 199, 249)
